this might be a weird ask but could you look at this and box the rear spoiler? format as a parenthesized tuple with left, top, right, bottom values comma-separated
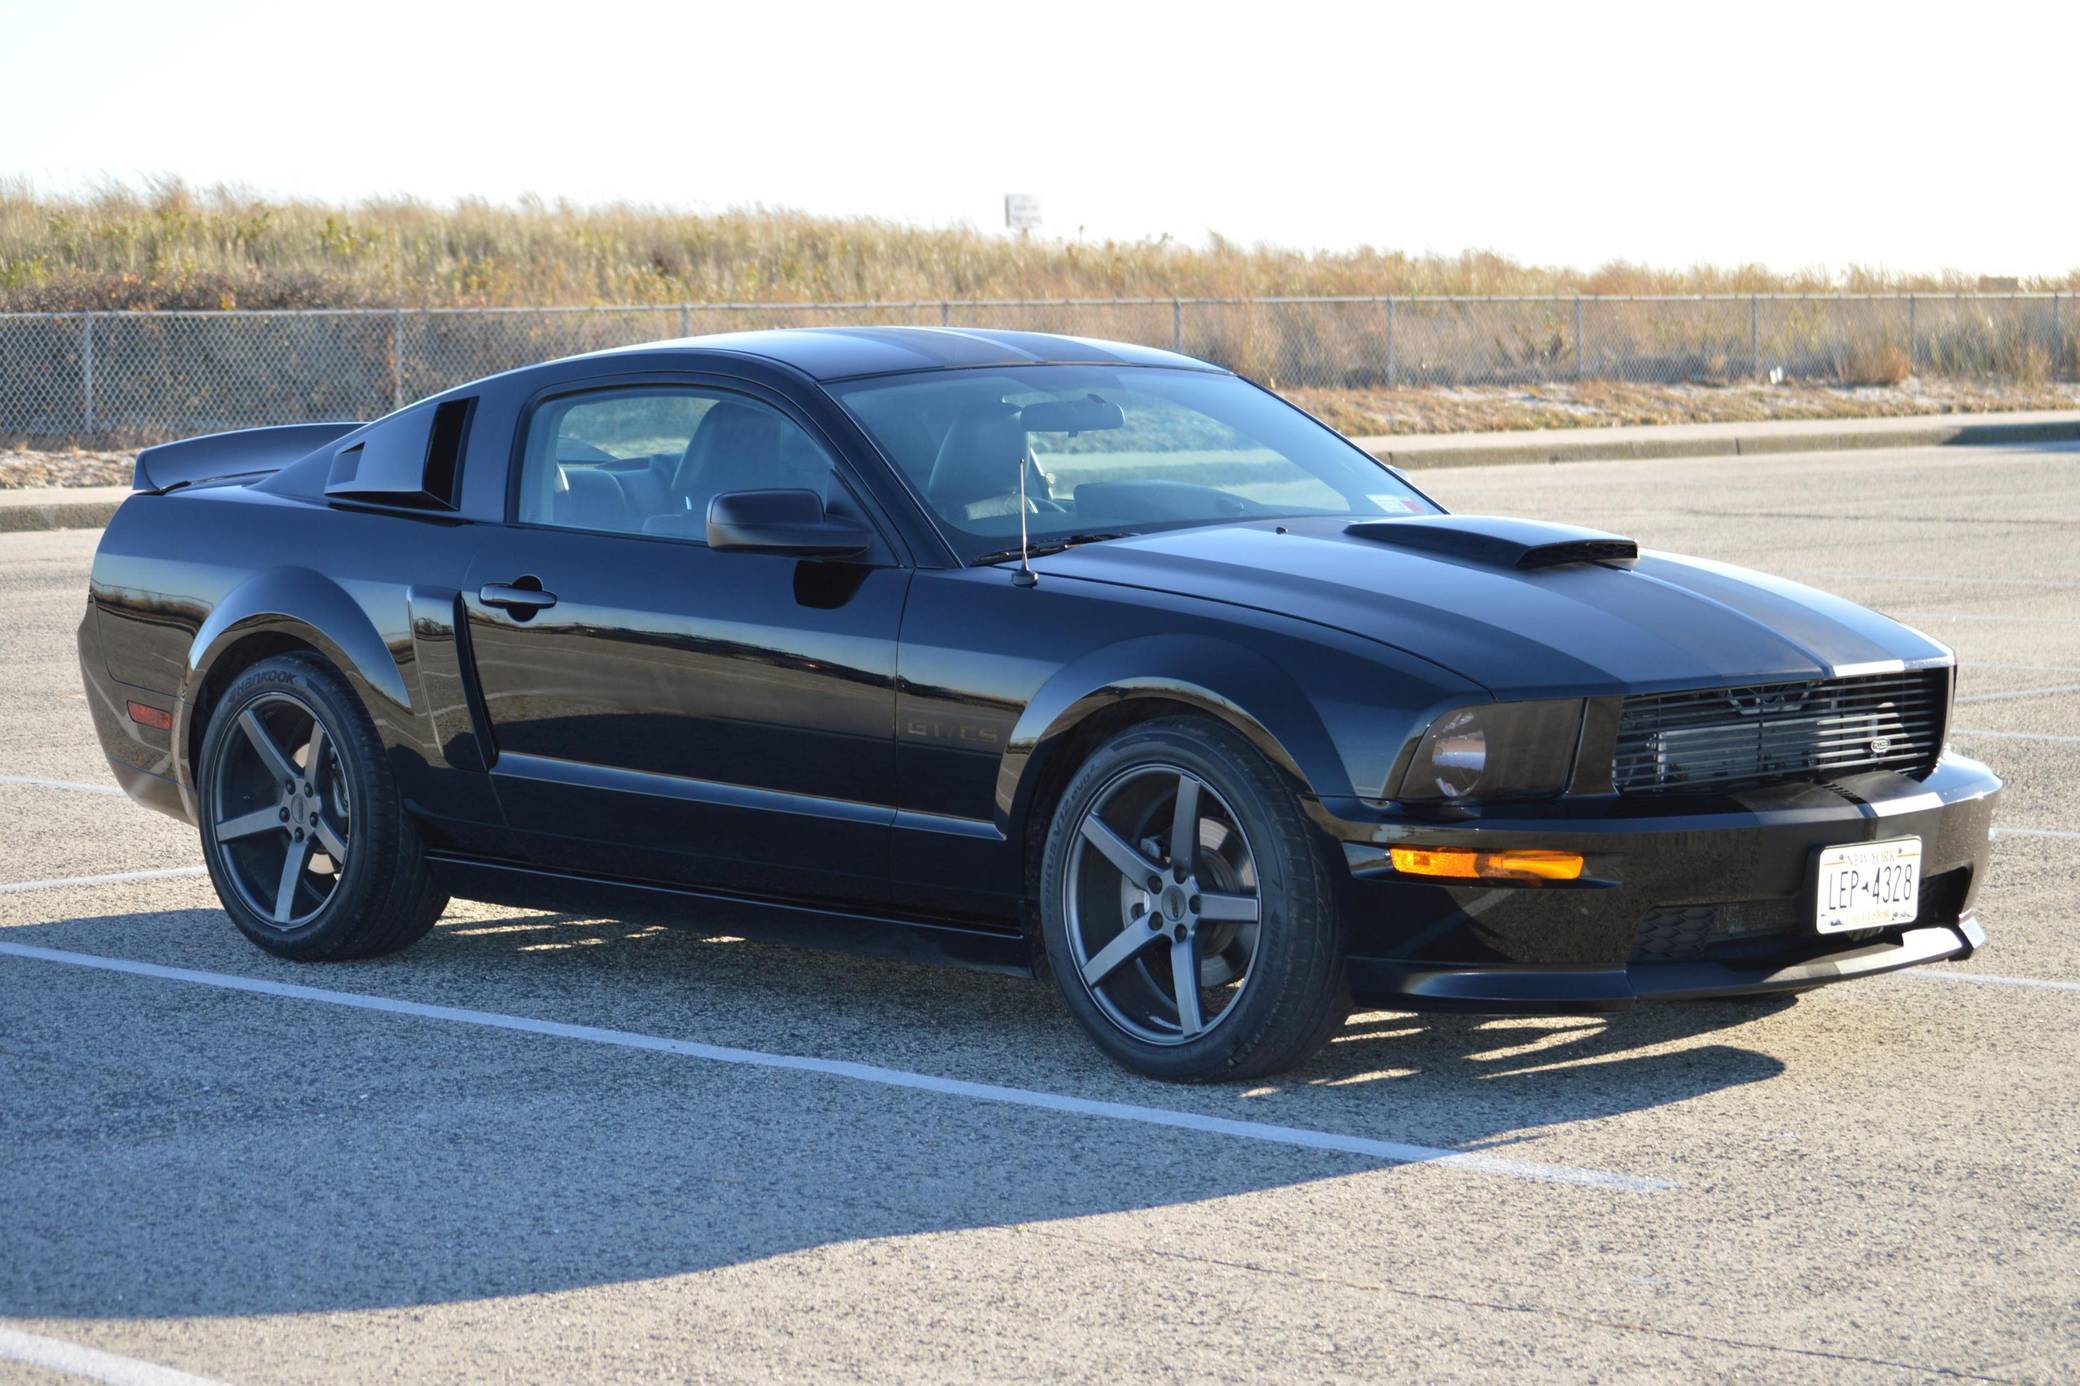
(133, 422, 363, 493)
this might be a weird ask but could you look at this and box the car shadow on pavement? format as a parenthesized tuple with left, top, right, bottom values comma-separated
(2, 906, 1789, 1319)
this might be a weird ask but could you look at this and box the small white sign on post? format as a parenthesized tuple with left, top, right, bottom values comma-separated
(1004, 193, 1042, 232)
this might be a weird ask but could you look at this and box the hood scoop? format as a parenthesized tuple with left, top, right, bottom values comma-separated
(1345, 514, 1639, 570)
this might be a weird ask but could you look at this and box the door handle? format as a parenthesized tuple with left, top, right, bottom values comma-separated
(479, 582, 559, 614)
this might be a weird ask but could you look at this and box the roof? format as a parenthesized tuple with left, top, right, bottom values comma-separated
(598, 326, 1223, 381)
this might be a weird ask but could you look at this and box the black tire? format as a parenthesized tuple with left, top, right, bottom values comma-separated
(1038, 716, 1349, 1081)
(196, 652, 447, 960)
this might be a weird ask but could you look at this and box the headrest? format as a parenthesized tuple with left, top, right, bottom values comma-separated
(674, 402, 785, 498)
(926, 402, 1029, 510)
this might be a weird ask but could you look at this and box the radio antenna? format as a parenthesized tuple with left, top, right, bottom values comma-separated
(1012, 445, 1038, 588)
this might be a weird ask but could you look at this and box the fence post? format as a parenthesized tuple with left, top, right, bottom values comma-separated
(1172, 299, 1183, 352)
(2052, 293, 2063, 380)
(940, 301, 951, 327)
(81, 313, 95, 435)
(1384, 298, 1397, 386)
(1573, 297, 1584, 380)
(1907, 295, 1918, 375)
(390, 309, 406, 411)
(679, 304, 691, 337)
(1749, 295, 1760, 378)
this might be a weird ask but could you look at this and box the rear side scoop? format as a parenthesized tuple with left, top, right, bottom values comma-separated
(134, 422, 362, 493)
(1345, 514, 1640, 570)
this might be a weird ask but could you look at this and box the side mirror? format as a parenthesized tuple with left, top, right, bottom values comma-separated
(706, 488, 871, 558)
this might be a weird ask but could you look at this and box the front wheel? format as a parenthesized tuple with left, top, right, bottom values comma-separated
(197, 653, 446, 960)
(1039, 717, 1348, 1081)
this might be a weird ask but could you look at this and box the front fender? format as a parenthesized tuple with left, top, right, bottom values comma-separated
(997, 633, 1348, 830)
(175, 567, 414, 790)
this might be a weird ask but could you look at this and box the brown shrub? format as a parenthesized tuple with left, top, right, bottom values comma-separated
(7, 179, 2075, 312)
(1834, 342, 1913, 387)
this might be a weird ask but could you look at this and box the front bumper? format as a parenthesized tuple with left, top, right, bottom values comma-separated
(1313, 753, 2001, 1012)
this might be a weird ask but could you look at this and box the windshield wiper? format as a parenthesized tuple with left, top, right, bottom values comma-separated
(970, 531, 1132, 568)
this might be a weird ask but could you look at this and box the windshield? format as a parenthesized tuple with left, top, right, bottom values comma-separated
(828, 365, 1438, 559)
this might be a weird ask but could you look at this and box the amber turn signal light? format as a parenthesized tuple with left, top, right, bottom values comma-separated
(126, 700, 173, 731)
(1390, 846, 1584, 882)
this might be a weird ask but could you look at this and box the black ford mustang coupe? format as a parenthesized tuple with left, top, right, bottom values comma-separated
(80, 328, 2001, 1079)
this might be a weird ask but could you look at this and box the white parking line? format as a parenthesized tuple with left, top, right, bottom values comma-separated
(1954, 728, 2080, 744)
(1906, 970, 2080, 995)
(1956, 682, 2080, 706)
(0, 774, 124, 796)
(0, 867, 208, 895)
(0, 941, 1671, 1193)
(1993, 826, 2080, 842)
(0, 1326, 229, 1386)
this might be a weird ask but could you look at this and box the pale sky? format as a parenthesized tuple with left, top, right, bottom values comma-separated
(4, 0, 2073, 276)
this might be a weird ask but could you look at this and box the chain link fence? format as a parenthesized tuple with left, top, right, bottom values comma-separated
(2, 295, 2072, 441)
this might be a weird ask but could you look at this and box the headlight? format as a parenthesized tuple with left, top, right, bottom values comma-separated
(1397, 700, 1585, 804)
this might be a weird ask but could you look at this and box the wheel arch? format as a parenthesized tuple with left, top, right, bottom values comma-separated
(176, 568, 413, 792)
(1000, 634, 1351, 901)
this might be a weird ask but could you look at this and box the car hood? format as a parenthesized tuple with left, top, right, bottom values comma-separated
(1033, 516, 1950, 698)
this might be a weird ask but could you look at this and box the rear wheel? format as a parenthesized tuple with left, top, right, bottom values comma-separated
(1039, 717, 1348, 1081)
(197, 653, 446, 959)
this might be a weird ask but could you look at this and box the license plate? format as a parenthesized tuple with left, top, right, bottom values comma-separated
(1813, 837, 1922, 934)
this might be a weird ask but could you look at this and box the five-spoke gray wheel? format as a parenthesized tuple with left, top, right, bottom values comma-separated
(209, 692, 352, 928)
(1040, 716, 1349, 1081)
(198, 653, 446, 960)
(1066, 765, 1262, 1045)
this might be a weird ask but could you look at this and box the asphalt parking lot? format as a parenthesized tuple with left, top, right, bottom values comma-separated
(2, 441, 2075, 1384)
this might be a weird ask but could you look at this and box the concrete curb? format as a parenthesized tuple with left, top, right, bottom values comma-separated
(1361, 413, 2080, 470)
(0, 487, 133, 535)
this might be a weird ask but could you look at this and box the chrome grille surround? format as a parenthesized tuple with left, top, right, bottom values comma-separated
(1613, 669, 1948, 796)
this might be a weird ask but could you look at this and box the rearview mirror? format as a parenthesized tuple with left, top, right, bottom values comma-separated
(707, 489, 871, 558)
(1020, 398, 1124, 433)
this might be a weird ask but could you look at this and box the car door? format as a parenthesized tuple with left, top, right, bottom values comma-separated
(460, 375, 910, 907)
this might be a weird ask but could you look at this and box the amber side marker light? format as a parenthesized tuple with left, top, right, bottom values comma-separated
(1391, 847, 1584, 882)
(126, 701, 173, 731)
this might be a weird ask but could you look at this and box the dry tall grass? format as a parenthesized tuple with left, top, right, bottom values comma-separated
(6, 179, 2074, 312)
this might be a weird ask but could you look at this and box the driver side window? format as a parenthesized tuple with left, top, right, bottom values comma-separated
(517, 386, 836, 541)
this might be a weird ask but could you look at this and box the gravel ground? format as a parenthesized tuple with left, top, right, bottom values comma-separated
(1, 441, 2076, 1383)
(0, 447, 133, 489)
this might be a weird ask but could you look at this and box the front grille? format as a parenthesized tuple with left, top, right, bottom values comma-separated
(1613, 669, 1947, 796)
